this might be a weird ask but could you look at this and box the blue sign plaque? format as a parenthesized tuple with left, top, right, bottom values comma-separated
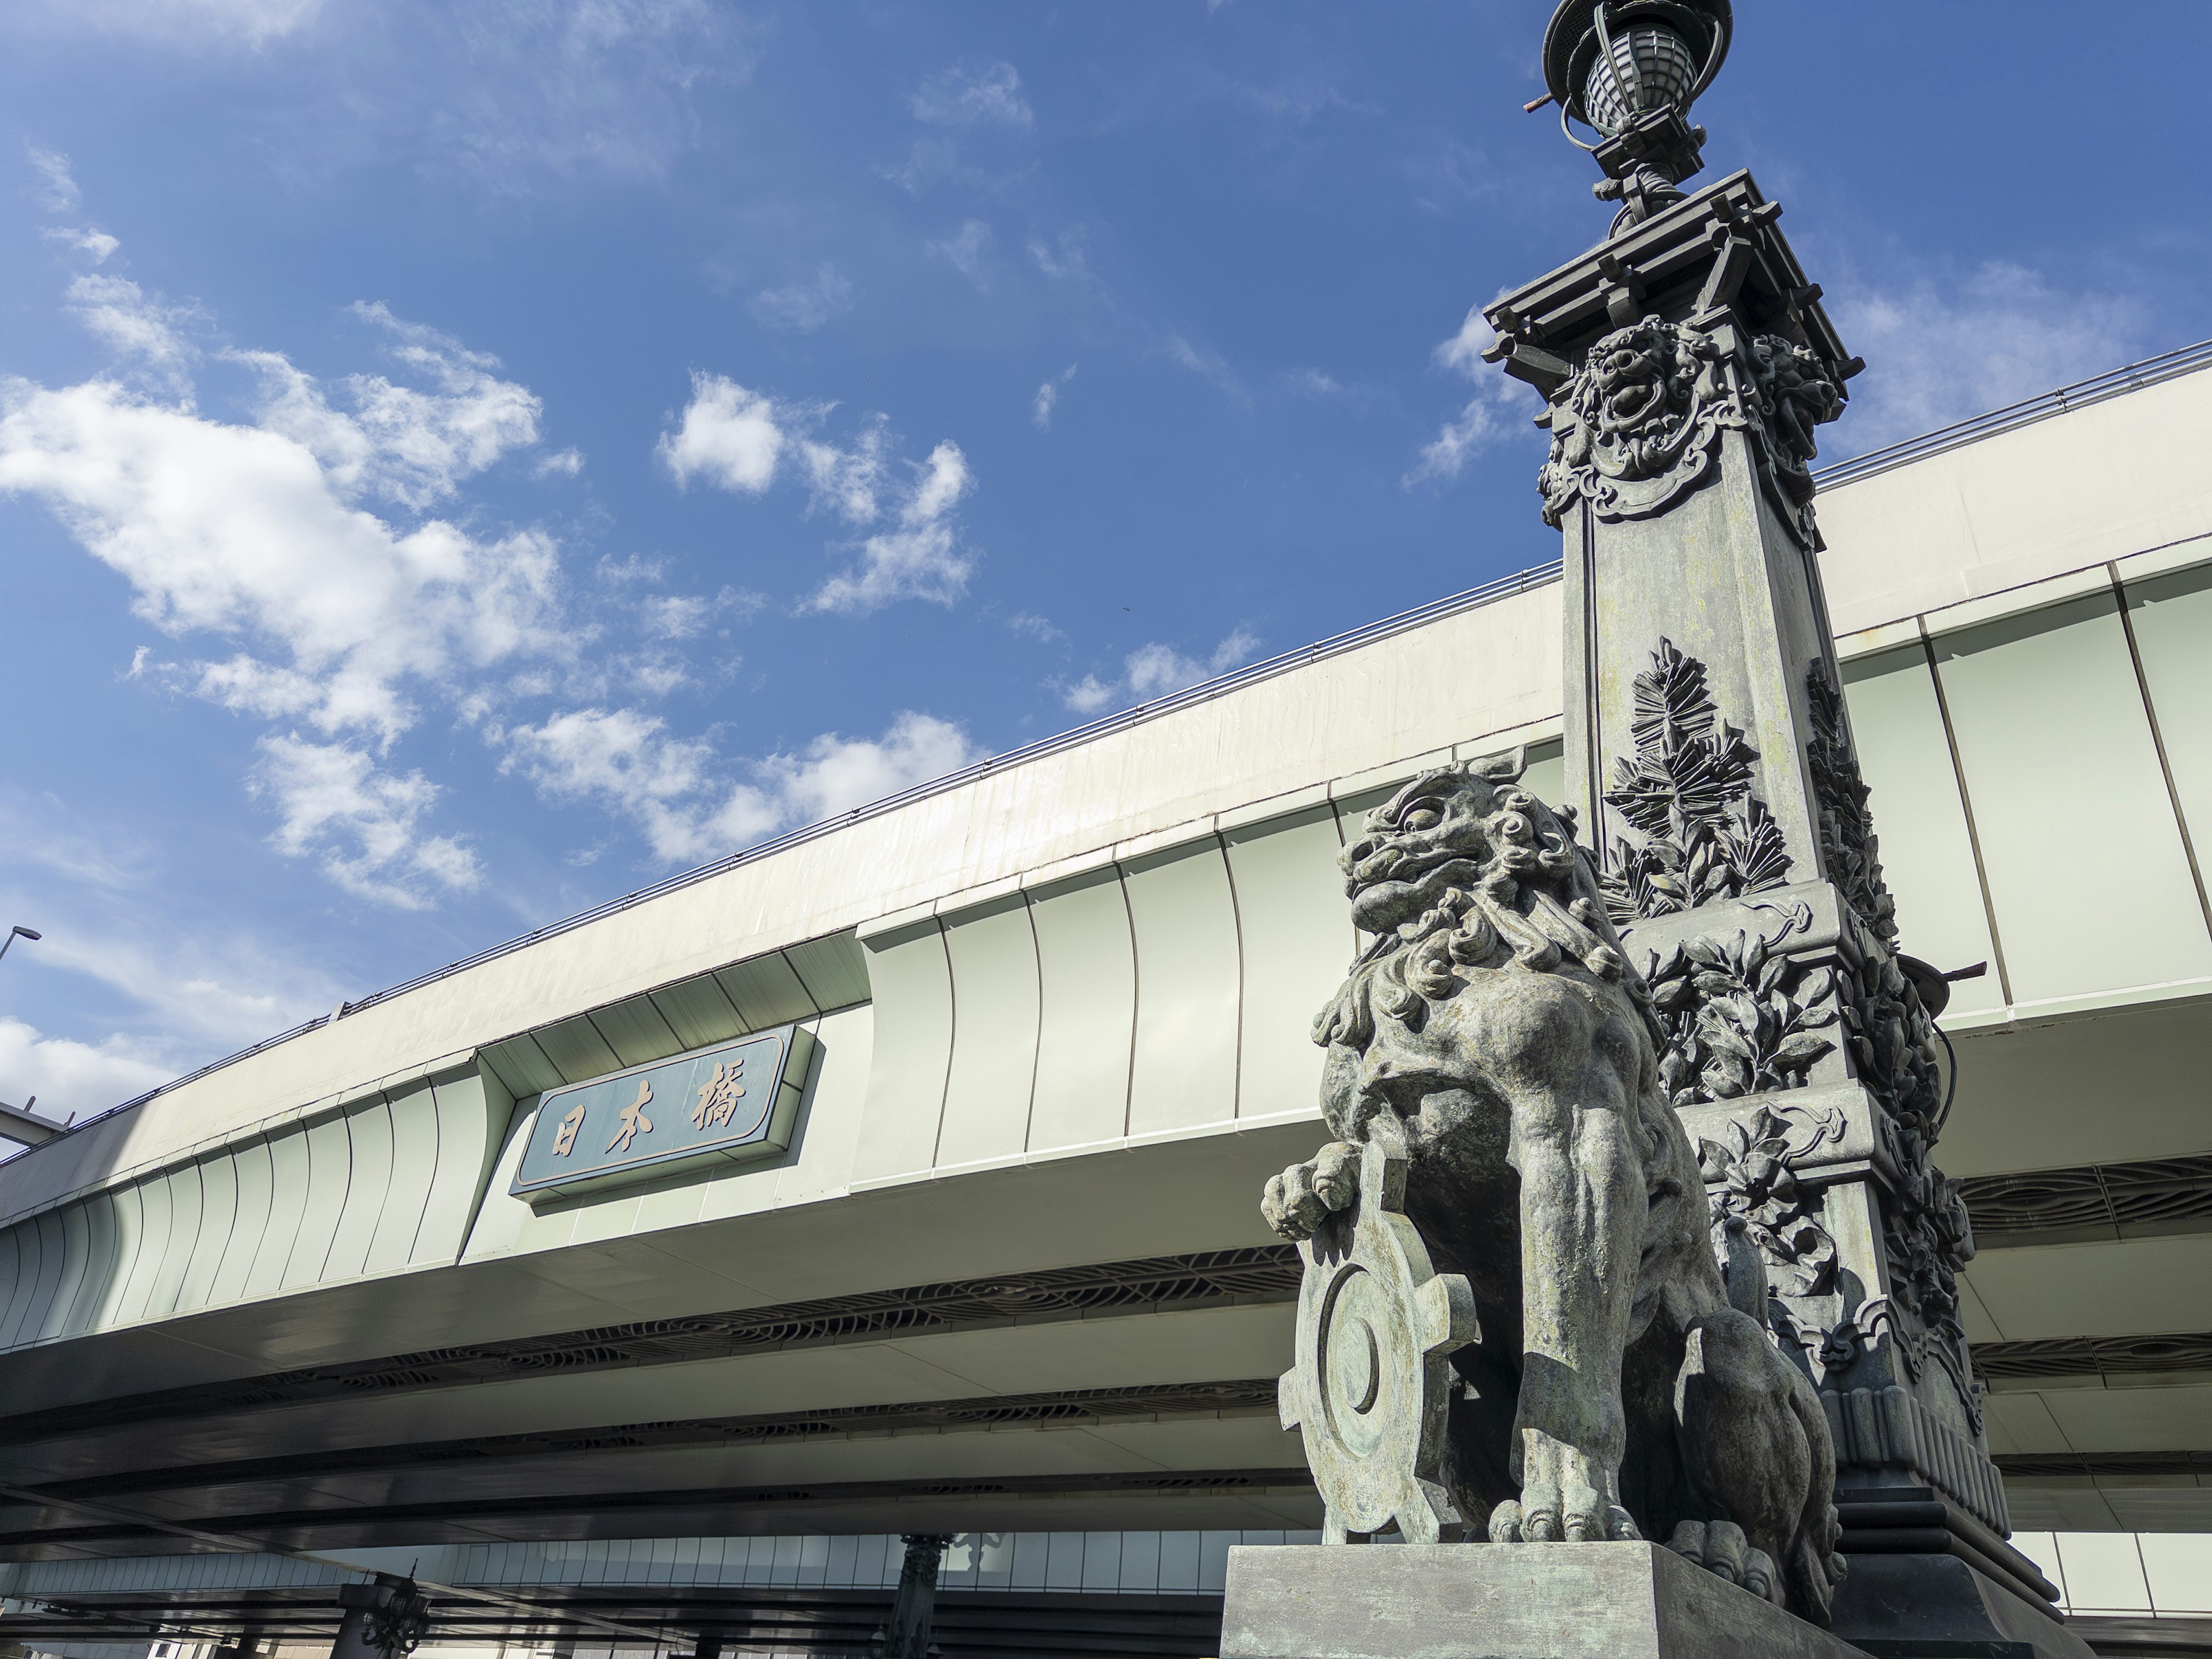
(510, 1024, 817, 1202)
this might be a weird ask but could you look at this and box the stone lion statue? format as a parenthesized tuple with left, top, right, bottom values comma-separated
(1262, 760, 1847, 1622)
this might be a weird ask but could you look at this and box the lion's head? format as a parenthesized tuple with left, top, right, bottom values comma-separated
(1316, 762, 1642, 1067)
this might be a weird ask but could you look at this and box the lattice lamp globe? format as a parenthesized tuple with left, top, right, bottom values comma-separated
(1541, 0, 1732, 139)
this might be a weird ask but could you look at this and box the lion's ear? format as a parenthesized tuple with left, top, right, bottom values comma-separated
(1464, 744, 1526, 785)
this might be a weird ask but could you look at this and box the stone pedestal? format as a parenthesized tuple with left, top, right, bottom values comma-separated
(1220, 1543, 1873, 1659)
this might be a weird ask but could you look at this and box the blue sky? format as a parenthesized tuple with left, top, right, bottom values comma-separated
(3, 0, 2209, 1126)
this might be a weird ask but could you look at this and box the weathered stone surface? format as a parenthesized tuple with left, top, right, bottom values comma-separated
(1219, 1542, 1874, 1659)
(1263, 765, 1847, 1620)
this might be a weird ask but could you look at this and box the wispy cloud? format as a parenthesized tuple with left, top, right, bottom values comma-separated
(1825, 260, 2149, 454)
(505, 707, 985, 866)
(24, 0, 324, 48)
(928, 219, 994, 290)
(749, 264, 854, 334)
(910, 60, 1033, 130)
(1032, 362, 1077, 430)
(1062, 628, 1260, 716)
(1404, 304, 1538, 487)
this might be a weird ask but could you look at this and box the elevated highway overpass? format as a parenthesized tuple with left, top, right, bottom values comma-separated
(4, 345, 2212, 1653)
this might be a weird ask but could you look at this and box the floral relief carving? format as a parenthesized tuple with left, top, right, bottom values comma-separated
(1699, 1103, 1839, 1298)
(1805, 664, 1900, 947)
(1642, 909, 1836, 1105)
(1601, 638, 1792, 923)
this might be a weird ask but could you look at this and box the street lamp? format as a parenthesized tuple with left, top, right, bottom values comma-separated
(1529, 0, 1734, 234)
(0, 925, 40, 965)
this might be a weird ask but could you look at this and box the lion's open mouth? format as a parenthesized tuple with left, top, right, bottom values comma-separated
(1348, 854, 1484, 933)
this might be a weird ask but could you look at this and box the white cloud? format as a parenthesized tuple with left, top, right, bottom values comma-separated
(660, 377, 980, 615)
(1063, 628, 1260, 715)
(533, 445, 584, 478)
(252, 734, 482, 907)
(1404, 304, 1538, 487)
(243, 302, 544, 510)
(658, 372, 785, 493)
(1431, 305, 1495, 378)
(1827, 261, 2148, 454)
(44, 227, 120, 263)
(506, 706, 984, 865)
(0, 273, 575, 904)
(929, 219, 994, 290)
(1007, 611, 1063, 645)
(0, 1018, 169, 1134)
(749, 264, 854, 334)
(1032, 362, 1077, 430)
(910, 61, 1033, 129)
(26, 145, 81, 212)
(1278, 366, 1343, 397)
(809, 441, 974, 614)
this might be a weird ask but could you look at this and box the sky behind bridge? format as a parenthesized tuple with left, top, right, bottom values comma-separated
(2, 0, 2207, 1123)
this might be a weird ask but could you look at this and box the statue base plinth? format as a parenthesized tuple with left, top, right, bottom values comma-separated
(1829, 1553, 2098, 1659)
(1219, 1543, 1872, 1659)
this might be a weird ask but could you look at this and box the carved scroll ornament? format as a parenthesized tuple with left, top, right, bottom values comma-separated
(1539, 320, 1842, 541)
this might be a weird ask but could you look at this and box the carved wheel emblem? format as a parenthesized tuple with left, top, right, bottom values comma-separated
(1279, 1142, 1478, 1543)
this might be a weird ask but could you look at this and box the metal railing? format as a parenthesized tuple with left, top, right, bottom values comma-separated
(1812, 338, 2212, 493)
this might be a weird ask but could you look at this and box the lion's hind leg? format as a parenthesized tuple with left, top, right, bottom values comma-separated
(1672, 1308, 1844, 1622)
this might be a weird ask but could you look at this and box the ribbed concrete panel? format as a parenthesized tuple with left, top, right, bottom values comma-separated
(0, 1217, 39, 1346)
(175, 1153, 236, 1312)
(1839, 643, 2006, 1017)
(285, 1115, 351, 1289)
(1932, 596, 2212, 1002)
(935, 895, 1042, 1169)
(115, 1172, 168, 1323)
(248, 1127, 310, 1300)
(56, 1190, 116, 1337)
(2122, 562, 2212, 866)
(1026, 866, 1137, 1153)
(588, 997, 683, 1069)
(649, 976, 745, 1051)
(718, 954, 818, 1029)
(366, 1080, 438, 1275)
(1124, 841, 1241, 1138)
(416, 1069, 507, 1264)
(210, 1136, 273, 1307)
(143, 1160, 202, 1319)
(1225, 805, 1345, 1123)
(849, 921, 953, 1183)
(92, 1180, 143, 1332)
(324, 1100, 394, 1282)
(786, 933, 870, 1012)
(36, 1199, 92, 1342)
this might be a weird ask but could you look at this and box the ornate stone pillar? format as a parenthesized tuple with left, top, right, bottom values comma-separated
(881, 1534, 950, 1659)
(1483, 105, 2082, 1659)
(328, 1575, 429, 1659)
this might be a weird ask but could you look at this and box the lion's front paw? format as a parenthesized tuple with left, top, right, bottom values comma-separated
(1669, 1519, 1781, 1604)
(1487, 1495, 1638, 1544)
(1261, 1142, 1361, 1241)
